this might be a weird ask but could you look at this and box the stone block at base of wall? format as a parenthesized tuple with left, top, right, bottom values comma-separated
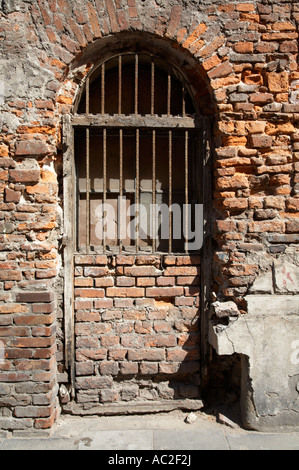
(0, 291, 59, 431)
(209, 295, 299, 431)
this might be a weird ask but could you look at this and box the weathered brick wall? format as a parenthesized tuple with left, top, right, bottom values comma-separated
(0, 291, 59, 430)
(0, 0, 298, 430)
(74, 254, 200, 407)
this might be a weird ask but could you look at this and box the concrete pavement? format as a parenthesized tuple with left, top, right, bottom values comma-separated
(0, 410, 299, 451)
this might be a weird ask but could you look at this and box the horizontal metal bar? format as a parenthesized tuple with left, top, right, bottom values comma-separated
(72, 114, 202, 129)
(77, 188, 186, 195)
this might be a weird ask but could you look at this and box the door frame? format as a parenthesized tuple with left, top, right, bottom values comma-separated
(62, 113, 213, 399)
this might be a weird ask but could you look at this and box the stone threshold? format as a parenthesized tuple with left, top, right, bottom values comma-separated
(62, 399, 204, 416)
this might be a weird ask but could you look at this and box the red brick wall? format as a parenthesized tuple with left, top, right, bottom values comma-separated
(0, 291, 59, 430)
(0, 0, 298, 430)
(74, 254, 201, 405)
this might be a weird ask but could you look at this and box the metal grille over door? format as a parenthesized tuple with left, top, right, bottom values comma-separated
(73, 53, 202, 255)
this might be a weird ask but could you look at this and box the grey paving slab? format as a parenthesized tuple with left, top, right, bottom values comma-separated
(1, 413, 299, 451)
(226, 432, 299, 450)
(153, 429, 229, 450)
(78, 430, 153, 450)
(52, 412, 221, 436)
(0, 438, 78, 450)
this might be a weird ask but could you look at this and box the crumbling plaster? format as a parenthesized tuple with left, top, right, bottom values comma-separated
(210, 255, 299, 430)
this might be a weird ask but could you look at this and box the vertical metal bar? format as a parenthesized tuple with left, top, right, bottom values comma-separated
(103, 128, 107, 251)
(151, 57, 155, 115)
(85, 83, 90, 252)
(101, 62, 105, 115)
(167, 71, 171, 116)
(86, 127, 90, 253)
(86, 76, 90, 114)
(185, 130, 189, 253)
(168, 130, 172, 254)
(182, 84, 186, 117)
(118, 55, 122, 115)
(135, 129, 140, 252)
(135, 54, 138, 115)
(119, 128, 123, 253)
(152, 129, 156, 253)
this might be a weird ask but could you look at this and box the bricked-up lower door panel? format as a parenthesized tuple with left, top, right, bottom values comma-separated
(74, 254, 201, 404)
(63, 52, 204, 407)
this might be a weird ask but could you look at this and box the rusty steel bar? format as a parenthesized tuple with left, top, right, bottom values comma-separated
(167, 71, 171, 116)
(151, 57, 155, 115)
(135, 54, 139, 115)
(182, 84, 186, 117)
(101, 62, 105, 115)
(169, 130, 172, 254)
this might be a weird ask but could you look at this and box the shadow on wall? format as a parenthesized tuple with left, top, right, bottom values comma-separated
(73, 304, 203, 404)
(202, 349, 241, 407)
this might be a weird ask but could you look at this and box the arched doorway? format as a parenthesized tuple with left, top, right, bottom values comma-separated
(62, 41, 212, 412)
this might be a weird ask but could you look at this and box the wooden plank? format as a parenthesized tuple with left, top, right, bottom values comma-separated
(152, 129, 156, 253)
(86, 128, 90, 252)
(168, 130, 172, 254)
(62, 115, 76, 398)
(72, 114, 202, 129)
(135, 128, 140, 252)
(184, 130, 189, 254)
(200, 116, 213, 384)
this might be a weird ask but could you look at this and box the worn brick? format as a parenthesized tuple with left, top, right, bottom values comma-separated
(15, 141, 49, 156)
(286, 219, 299, 233)
(127, 348, 165, 362)
(124, 266, 160, 277)
(165, 5, 183, 39)
(106, 287, 145, 297)
(115, 255, 135, 265)
(156, 276, 175, 286)
(208, 61, 232, 80)
(268, 71, 289, 93)
(234, 41, 254, 53)
(176, 256, 201, 266)
(83, 266, 109, 277)
(10, 169, 40, 184)
(248, 221, 285, 233)
(250, 134, 273, 148)
(146, 287, 184, 297)
(176, 276, 200, 286)
(15, 292, 54, 303)
(286, 198, 299, 212)
(86, 1, 102, 38)
(76, 376, 113, 390)
(163, 267, 200, 276)
(182, 23, 207, 49)
(5, 188, 21, 203)
(75, 288, 105, 298)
